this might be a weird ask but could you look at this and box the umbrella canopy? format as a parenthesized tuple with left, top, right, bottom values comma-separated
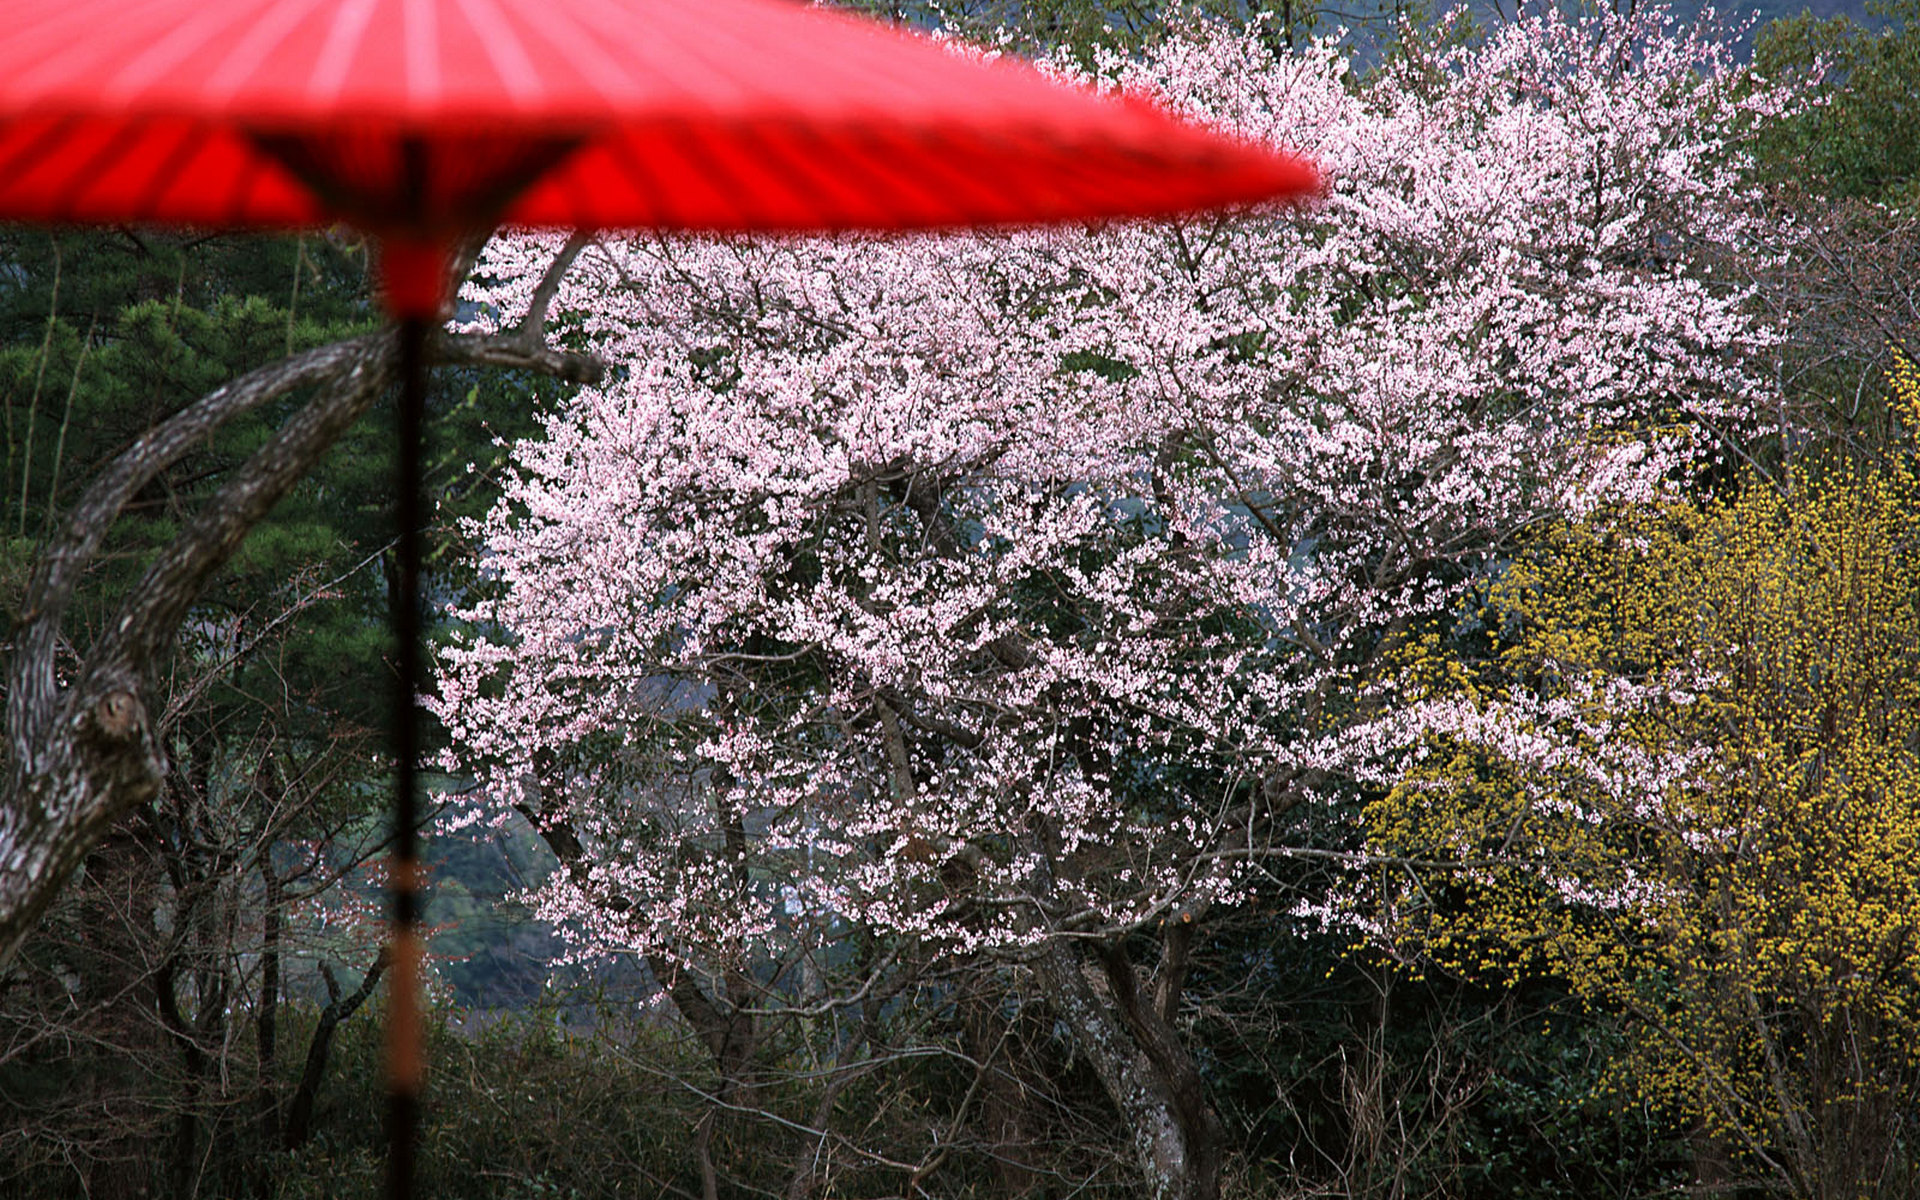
(0, 0, 1316, 249)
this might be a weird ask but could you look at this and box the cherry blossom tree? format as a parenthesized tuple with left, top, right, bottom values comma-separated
(438, 8, 1801, 1196)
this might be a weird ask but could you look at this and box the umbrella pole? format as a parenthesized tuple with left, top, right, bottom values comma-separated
(386, 314, 428, 1200)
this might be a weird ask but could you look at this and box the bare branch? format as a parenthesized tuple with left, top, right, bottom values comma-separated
(437, 328, 604, 385)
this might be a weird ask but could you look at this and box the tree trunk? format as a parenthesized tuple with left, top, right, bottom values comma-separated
(282, 955, 388, 1150)
(257, 860, 283, 1150)
(1030, 940, 1224, 1200)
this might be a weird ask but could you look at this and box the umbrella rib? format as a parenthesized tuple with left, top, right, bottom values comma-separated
(309, 0, 383, 105)
(504, 0, 639, 108)
(601, 131, 677, 229)
(224, 148, 281, 229)
(5, 0, 182, 95)
(452, 137, 589, 229)
(249, 132, 379, 223)
(668, 122, 795, 229)
(810, 124, 1011, 227)
(47, 122, 160, 222)
(403, 0, 443, 111)
(663, 122, 751, 229)
(140, 122, 227, 223)
(97, 2, 254, 104)
(446, 0, 544, 105)
(545, 142, 631, 228)
(204, 0, 338, 103)
(560, 0, 746, 105)
(1059, 137, 1256, 216)
(0, 117, 83, 214)
(676, 0, 939, 114)
(733, 120, 909, 229)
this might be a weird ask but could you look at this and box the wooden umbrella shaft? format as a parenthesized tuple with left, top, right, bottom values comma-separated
(386, 315, 428, 1200)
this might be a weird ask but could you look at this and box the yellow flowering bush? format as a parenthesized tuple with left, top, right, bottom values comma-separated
(1365, 358, 1920, 1198)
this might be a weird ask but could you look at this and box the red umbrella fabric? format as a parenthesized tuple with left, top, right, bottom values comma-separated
(0, 1, 1318, 1194)
(0, 0, 1316, 273)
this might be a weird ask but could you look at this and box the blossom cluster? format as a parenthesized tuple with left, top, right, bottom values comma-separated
(437, 4, 1796, 967)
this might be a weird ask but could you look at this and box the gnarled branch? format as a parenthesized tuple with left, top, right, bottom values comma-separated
(0, 239, 605, 969)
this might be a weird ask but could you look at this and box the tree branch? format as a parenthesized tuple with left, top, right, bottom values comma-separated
(0, 238, 607, 970)
(517, 231, 595, 342)
(9, 333, 395, 757)
(93, 334, 400, 674)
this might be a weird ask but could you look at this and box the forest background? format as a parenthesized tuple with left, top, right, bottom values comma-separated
(0, 0, 1915, 1198)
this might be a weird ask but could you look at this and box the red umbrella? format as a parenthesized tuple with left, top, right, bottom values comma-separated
(0, 0, 1317, 1192)
(1, 0, 1317, 307)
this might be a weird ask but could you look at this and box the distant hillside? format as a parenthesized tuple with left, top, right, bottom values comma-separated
(1719, 0, 1879, 19)
(1684, 0, 1891, 48)
(1322, 0, 1896, 64)
(1448, 0, 1895, 56)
